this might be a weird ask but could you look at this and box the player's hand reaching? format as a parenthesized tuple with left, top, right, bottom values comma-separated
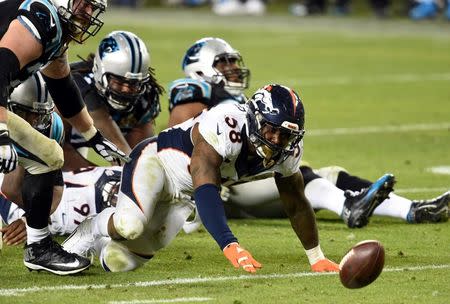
(311, 258, 339, 272)
(1, 218, 27, 245)
(0, 124, 18, 173)
(223, 242, 262, 273)
(86, 130, 131, 164)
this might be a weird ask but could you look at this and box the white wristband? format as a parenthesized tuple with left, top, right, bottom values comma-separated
(81, 125, 97, 141)
(304, 244, 325, 265)
(0, 122, 8, 131)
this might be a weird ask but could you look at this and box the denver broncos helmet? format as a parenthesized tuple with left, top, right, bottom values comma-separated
(246, 84, 305, 167)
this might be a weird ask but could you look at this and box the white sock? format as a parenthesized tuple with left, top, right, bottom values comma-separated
(93, 207, 115, 238)
(304, 178, 346, 216)
(373, 193, 412, 220)
(26, 225, 50, 244)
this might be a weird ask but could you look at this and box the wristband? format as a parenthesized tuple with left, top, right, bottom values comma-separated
(304, 244, 325, 265)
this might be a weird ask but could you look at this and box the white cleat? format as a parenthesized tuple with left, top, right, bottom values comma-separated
(62, 215, 97, 261)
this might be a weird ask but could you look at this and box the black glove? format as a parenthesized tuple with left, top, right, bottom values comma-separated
(0, 126, 18, 173)
(86, 130, 131, 164)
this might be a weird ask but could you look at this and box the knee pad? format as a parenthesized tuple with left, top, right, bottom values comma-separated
(113, 207, 146, 240)
(313, 166, 347, 186)
(99, 241, 151, 272)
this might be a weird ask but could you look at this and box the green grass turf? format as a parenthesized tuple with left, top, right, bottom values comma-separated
(1, 7, 449, 304)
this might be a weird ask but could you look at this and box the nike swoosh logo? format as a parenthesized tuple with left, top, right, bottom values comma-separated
(216, 124, 222, 135)
(52, 259, 81, 268)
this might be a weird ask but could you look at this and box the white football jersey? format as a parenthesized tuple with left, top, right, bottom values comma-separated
(50, 167, 122, 235)
(156, 102, 303, 197)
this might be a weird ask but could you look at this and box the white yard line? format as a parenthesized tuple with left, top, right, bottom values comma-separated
(109, 297, 213, 304)
(1, 264, 449, 297)
(307, 122, 450, 136)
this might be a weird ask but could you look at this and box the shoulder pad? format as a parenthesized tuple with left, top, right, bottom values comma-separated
(168, 78, 212, 111)
(17, 0, 62, 58)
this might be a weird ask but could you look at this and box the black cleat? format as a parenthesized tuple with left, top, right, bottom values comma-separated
(406, 191, 449, 223)
(342, 174, 396, 228)
(24, 236, 91, 275)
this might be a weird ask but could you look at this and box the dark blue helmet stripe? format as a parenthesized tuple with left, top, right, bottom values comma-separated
(120, 32, 136, 73)
(133, 36, 143, 73)
(33, 73, 42, 104)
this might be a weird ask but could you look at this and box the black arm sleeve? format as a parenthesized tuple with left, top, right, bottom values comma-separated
(0, 47, 20, 108)
(42, 73, 85, 118)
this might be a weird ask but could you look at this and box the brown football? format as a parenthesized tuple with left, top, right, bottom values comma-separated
(339, 240, 385, 289)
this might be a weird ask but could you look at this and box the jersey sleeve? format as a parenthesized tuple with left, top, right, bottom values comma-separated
(168, 78, 212, 112)
(17, 0, 62, 58)
(197, 104, 245, 160)
(71, 69, 104, 111)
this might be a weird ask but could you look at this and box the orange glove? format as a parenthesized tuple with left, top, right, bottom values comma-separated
(311, 258, 339, 272)
(223, 242, 262, 273)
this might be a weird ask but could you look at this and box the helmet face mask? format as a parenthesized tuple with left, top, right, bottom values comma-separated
(182, 37, 250, 97)
(247, 84, 305, 167)
(102, 73, 150, 112)
(93, 31, 151, 113)
(101, 180, 120, 208)
(54, 0, 106, 44)
(8, 73, 54, 132)
(212, 53, 250, 96)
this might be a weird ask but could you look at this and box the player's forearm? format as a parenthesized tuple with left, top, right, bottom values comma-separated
(287, 203, 320, 250)
(194, 183, 238, 249)
(42, 72, 88, 122)
(65, 107, 94, 134)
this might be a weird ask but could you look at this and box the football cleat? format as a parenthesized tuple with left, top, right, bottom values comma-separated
(406, 191, 449, 224)
(23, 236, 91, 275)
(342, 174, 396, 228)
(62, 216, 97, 260)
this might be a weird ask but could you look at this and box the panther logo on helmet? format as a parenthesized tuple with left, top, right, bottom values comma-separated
(99, 37, 119, 59)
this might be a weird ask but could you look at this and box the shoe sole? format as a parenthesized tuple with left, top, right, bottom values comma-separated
(24, 261, 90, 276)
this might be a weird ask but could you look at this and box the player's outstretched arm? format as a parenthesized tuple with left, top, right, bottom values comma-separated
(275, 171, 339, 272)
(191, 124, 261, 273)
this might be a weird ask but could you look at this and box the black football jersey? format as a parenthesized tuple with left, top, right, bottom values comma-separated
(168, 78, 246, 112)
(1, 0, 67, 87)
(70, 59, 159, 134)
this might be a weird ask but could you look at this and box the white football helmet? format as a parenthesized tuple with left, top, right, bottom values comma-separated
(93, 31, 151, 112)
(50, 0, 107, 43)
(182, 37, 250, 96)
(8, 72, 55, 132)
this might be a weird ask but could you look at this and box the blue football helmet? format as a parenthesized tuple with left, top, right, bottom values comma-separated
(246, 84, 305, 167)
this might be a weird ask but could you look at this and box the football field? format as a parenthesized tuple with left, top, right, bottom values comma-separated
(1, 8, 449, 304)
